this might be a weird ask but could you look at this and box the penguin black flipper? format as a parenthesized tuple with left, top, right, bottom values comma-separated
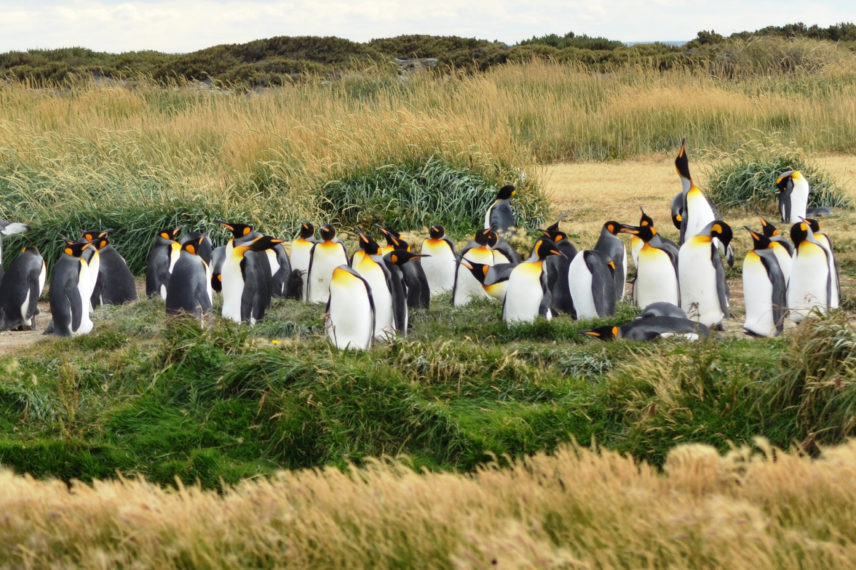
(758, 249, 787, 334)
(68, 280, 84, 335)
(381, 259, 408, 334)
(711, 243, 730, 318)
(778, 176, 793, 223)
(25, 269, 41, 329)
(538, 269, 553, 318)
(402, 261, 430, 309)
(585, 251, 616, 318)
(270, 242, 293, 298)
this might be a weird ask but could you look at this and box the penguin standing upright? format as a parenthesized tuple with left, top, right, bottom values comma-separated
(146, 227, 181, 299)
(290, 222, 317, 301)
(568, 249, 616, 320)
(166, 239, 213, 326)
(788, 221, 833, 323)
(619, 224, 680, 309)
(0, 246, 45, 331)
(86, 232, 138, 306)
(306, 225, 348, 304)
(376, 227, 430, 310)
(630, 208, 670, 268)
(221, 236, 284, 324)
(678, 220, 732, 329)
(675, 139, 716, 243)
(484, 184, 516, 234)
(502, 237, 561, 325)
(419, 225, 457, 297)
(214, 221, 282, 303)
(452, 228, 495, 307)
(352, 229, 395, 339)
(325, 265, 375, 351)
(593, 221, 628, 302)
(742, 227, 787, 337)
(0, 220, 31, 283)
(776, 170, 810, 224)
(539, 218, 578, 316)
(757, 214, 793, 285)
(47, 242, 95, 337)
(383, 250, 426, 335)
(804, 217, 840, 310)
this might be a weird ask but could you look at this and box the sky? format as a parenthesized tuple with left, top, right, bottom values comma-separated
(2, 0, 855, 54)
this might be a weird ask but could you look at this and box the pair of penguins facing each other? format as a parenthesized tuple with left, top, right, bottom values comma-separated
(148, 222, 297, 326)
(39, 230, 138, 337)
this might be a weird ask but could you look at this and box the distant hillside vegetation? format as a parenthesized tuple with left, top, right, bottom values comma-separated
(1, 23, 854, 87)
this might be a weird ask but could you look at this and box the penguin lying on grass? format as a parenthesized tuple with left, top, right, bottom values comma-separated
(583, 303, 711, 341)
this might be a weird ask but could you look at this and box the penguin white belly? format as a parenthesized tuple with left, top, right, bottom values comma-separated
(568, 254, 598, 320)
(685, 190, 715, 238)
(453, 247, 494, 307)
(634, 246, 678, 308)
(788, 245, 829, 323)
(86, 253, 100, 309)
(76, 261, 93, 335)
(742, 255, 776, 337)
(630, 236, 642, 268)
(503, 261, 545, 325)
(771, 244, 791, 285)
(290, 241, 313, 301)
(679, 243, 723, 327)
(221, 261, 246, 323)
(815, 235, 839, 309)
(19, 290, 29, 327)
(307, 243, 347, 304)
(353, 258, 394, 340)
(787, 180, 809, 223)
(420, 240, 456, 296)
(618, 249, 627, 300)
(326, 269, 374, 350)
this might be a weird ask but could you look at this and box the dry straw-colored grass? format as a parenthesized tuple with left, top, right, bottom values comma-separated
(2, 439, 856, 568)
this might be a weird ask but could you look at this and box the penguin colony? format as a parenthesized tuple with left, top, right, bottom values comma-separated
(0, 140, 841, 347)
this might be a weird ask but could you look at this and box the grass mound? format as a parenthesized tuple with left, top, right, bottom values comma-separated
(706, 140, 851, 214)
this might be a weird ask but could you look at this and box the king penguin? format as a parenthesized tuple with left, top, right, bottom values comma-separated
(0, 246, 45, 331)
(352, 229, 396, 339)
(568, 249, 616, 320)
(86, 232, 138, 306)
(742, 227, 787, 337)
(383, 249, 427, 335)
(419, 225, 457, 297)
(539, 218, 577, 316)
(376, 226, 430, 309)
(593, 220, 628, 302)
(47, 241, 95, 337)
(619, 223, 680, 309)
(502, 237, 561, 325)
(776, 170, 810, 224)
(452, 228, 495, 307)
(0, 219, 31, 283)
(804, 217, 840, 310)
(221, 235, 284, 324)
(306, 225, 349, 304)
(166, 239, 213, 326)
(460, 259, 516, 302)
(582, 317, 712, 341)
(675, 139, 716, 243)
(290, 222, 317, 301)
(325, 265, 375, 351)
(484, 184, 516, 234)
(146, 227, 181, 299)
(678, 220, 732, 329)
(788, 220, 833, 323)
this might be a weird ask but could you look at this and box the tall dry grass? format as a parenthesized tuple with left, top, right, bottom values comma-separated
(2, 439, 856, 567)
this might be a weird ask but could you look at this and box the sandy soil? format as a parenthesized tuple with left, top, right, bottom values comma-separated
(0, 154, 852, 354)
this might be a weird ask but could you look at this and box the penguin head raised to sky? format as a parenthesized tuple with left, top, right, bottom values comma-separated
(376, 225, 409, 251)
(757, 214, 782, 238)
(674, 138, 692, 188)
(355, 227, 381, 255)
(744, 226, 772, 250)
(319, 224, 338, 242)
(216, 220, 255, 240)
(298, 222, 315, 240)
(638, 207, 655, 231)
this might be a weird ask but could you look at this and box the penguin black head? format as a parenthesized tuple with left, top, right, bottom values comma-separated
(582, 325, 620, 341)
(376, 225, 408, 250)
(776, 171, 796, 193)
(639, 207, 655, 229)
(744, 226, 771, 251)
(790, 221, 811, 246)
(532, 237, 563, 260)
(485, 228, 499, 248)
(94, 236, 110, 250)
(217, 220, 254, 239)
(158, 228, 182, 241)
(804, 217, 821, 233)
(496, 185, 516, 200)
(81, 230, 109, 242)
(298, 222, 315, 240)
(385, 249, 425, 266)
(63, 241, 93, 258)
(708, 221, 733, 248)
(474, 228, 492, 246)
(619, 224, 655, 242)
(429, 225, 445, 239)
(757, 214, 781, 238)
(319, 225, 337, 241)
(674, 138, 691, 181)
(355, 228, 380, 255)
(460, 259, 488, 284)
(603, 221, 626, 236)
(538, 226, 568, 242)
(182, 240, 200, 255)
(236, 235, 284, 256)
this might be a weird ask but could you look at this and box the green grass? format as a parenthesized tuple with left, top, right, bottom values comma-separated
(0, 293, 852, 489)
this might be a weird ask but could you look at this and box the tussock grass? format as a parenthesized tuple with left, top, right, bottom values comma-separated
(705, 138, 851, 214)
(2, 439, 856, 567)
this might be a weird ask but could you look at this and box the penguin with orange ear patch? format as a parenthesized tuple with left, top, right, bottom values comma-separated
(146, 227, 181, 299)
(583, 317, 711, 341)
(47, 241, 95, 337)
(221, 235, 284, 324)
(86, 231, 138, 306)
(166, 239, 213, 326)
